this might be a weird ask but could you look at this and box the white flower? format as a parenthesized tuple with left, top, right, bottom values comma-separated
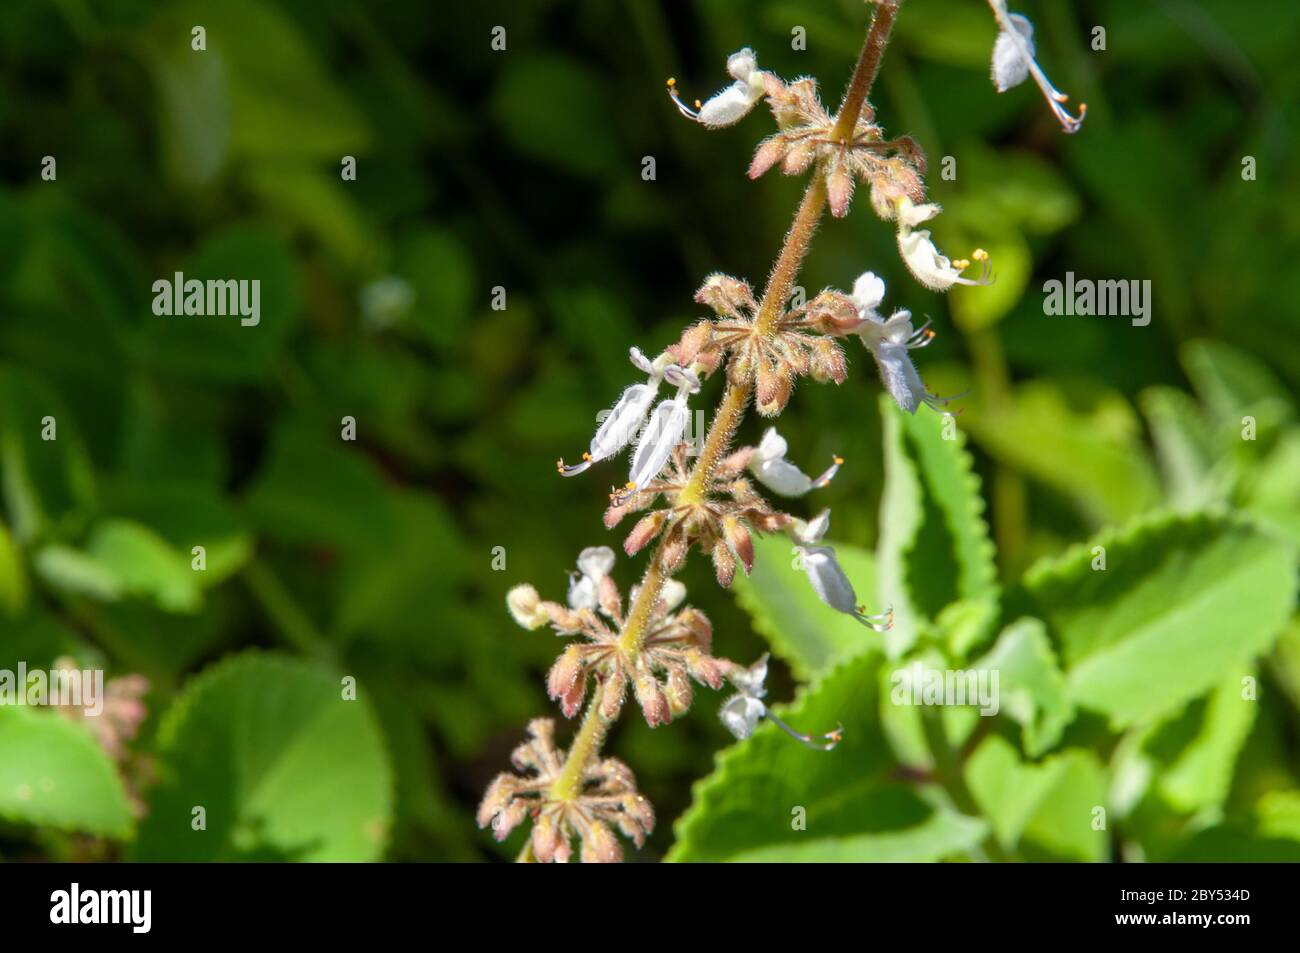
(790, 509, 892, 632)
(991, 12, 1035, 92)
(747, 427, 841, 497)
(850, 271, 958, 415)
(719, 653, 842, 750)
(987, 0, 1085, 133)
(668, 48, 767, 129)
(567, 546, 616, 610)
(896, 199, 992, 293)
(622, 366, 700, 495)
(560, 347, 674, 476)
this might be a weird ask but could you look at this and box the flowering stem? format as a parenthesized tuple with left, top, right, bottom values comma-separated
(523, 7, 903, 862)
(549, 692, 609, 802)
(831, 0, 900, 142)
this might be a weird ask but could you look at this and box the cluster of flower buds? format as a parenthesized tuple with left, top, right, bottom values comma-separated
(477, 718, 655, 863)
(669, 48, 928, 220)
(508, 547, 728, 727)
(988, 0, 1086, 133)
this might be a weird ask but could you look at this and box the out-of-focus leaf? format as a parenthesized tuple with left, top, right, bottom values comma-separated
(0, 368, 97, 541)
(0, 706, 132, 838)
(959, 379, 1162, 527)
(732, 533, 879, 680)
(490, 54, 619, 178)
(669, 653, 989, 862)
(1013, 511, 1296, 728)
(966, 735, 1109, 861)
(0, 518, 27, 616)
(877, 396, 999, 658)
(1139, 385, 1221, 509)
(1183, 339, 1294, 425)
(142, 0, 368, 179)
(972, 618, 1073, 756)
(133, 652, 392, 861)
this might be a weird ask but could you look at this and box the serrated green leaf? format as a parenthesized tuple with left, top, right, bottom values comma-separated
(0, 706, 132, 838)
(669, 653, 988, 862)
(133, 652, 393, 861)
(731, 533, 880, 680)
(1013, 511, 1296, 728)
(972, 618, 1073, 756)
(877, 396, 998, 658)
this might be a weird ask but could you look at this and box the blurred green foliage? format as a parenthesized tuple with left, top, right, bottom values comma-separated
(0, 0, 1296, 861)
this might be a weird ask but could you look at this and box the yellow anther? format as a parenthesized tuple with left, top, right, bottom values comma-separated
(667, 77, 676, 87)
(834, 455, 845, 465)
(971, 248, 989, 262)
(952, 259, 970, 271)
(582, 452, 592, 461)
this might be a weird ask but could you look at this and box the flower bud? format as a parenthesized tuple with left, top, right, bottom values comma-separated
(506, 584, 549, 629)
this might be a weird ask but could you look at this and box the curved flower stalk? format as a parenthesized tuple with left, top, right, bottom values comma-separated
(987, 0, 1086, 133)
(719, 654, 844, 750)
(483, 0, 1086, 863)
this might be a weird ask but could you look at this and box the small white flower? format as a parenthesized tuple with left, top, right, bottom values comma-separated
(789, 509, 892, 631)
(622, 366, 700, 496)
(560, 347, 676, 477)
(987, 0, 1086, 133)
(896, 199, 993, 293)
(567, 546, 616, 610)
(719, 653, 842, 750)
(849, 271, 958, 415)
(720, 693, 767, 740)
(506, 584, 549, 630)
(668, 48, 767, 129)
(747, 427, 841, 497)
(991, 12, 1035, 92)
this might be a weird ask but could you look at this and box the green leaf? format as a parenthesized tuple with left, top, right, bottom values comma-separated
(669, 653, 989, 862)
(141, 0, 369, 177)
(490, 55, 619, 178)
(1182, 339, 1294, 425)
(966, 735, 1109, 861)
(971, 618, 1073, 756)
(731, 533, 880, 680)
(1013, 511, 1296, 728)
(84, 519, 203, 613)
(1139, 385, 1222, 510)
(0, 705, 132, 838)
(877, 396, 998, 658)
(0, 368, 97, 541)
(958, 380, 1162, 527)
(134, 652, 393, 861)
(242, 422, 399, 551)
(33, 544, 124, 603)
(1148, 668, 1257, 814)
